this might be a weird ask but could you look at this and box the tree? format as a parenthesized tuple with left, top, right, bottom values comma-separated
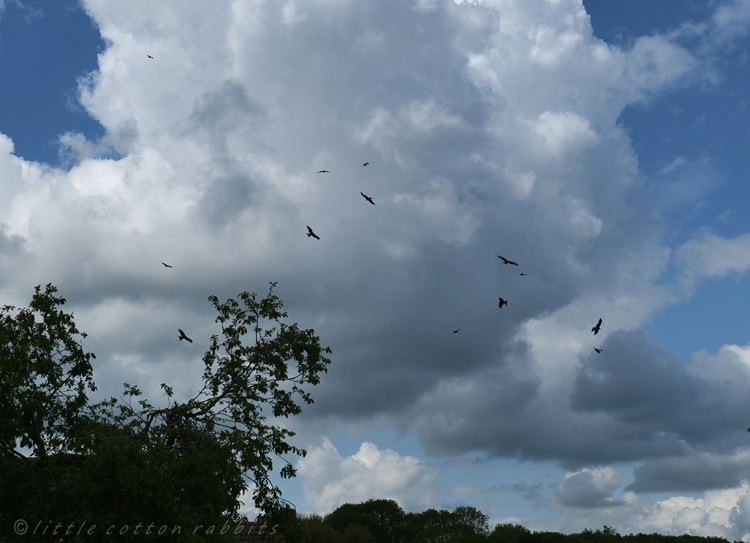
(0, 282, 331, 542)
(0, 284, 97, 539)
(299, 514, 369, 543)
(487, 522, 531, 543)
(406, 506, 489, 543)
(325, 499, 407, 543)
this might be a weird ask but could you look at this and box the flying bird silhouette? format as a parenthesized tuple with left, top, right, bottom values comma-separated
(147, 55, 153, 59)
(594, 348, 603, 353)
(317, 170, 330, 173)
(497, 255, 518, 266)
(162, 262, 173, 268)
(452, 329, 460, 334)
(520, 273, 527, 276)
(360, 192, 375, 205)
(498, 297, 508, 308)
(178, 329, 193, 343)
(747, 428, 750, 433)
(362, 162, 369, 167)
(306, 226, 320, 240)
(592, 318, 603, 335)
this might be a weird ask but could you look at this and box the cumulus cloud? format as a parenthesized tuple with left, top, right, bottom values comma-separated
(552, 467, 625, 509)
(677, 231, 750, 284)
(296, 438, 437, 513)
(633, 484, 750, 540)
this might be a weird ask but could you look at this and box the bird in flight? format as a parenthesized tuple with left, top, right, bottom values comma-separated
(162, 262, 173, 268)
(361, 192, 375, 205)
(747, 428, 750, 433)
(362, 162, 369, 167)
(306, 226, 320, 240)
(498, 255, 518, 266)
(520, 273, 527, 276)
(452, 328, 461, 334)
(594, 348, 603, 354)
(147, 55, 154, 59)
(317, 170, 330, 174)
(498, 297, 508, 308)
(592, 318, 603, 335)
(178, 329, 193, 343)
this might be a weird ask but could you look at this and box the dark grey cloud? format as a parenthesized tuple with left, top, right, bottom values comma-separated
(501, 481, 544, 501)
(627, 451, 750, 493)
(571, 330, 750, 446)
(552, 468, 626, 509)
(195, 170, 258, 228)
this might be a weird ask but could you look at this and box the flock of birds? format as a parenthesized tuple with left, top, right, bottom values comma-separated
(155, 148, 606, 354)
(161, 161, 378, 343)
(309, 162, 606, 354)
(305, 163, 374, 240)
(449, 253, 605, 354)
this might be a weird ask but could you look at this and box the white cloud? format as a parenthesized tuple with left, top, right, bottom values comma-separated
(676, 231, 750, 293)
(532, 111, 599, 157)
(633, 484, 749, 539)
(296, 438, 437, 513)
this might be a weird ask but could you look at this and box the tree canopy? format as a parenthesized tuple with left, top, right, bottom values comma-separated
(0, 282, 330, 542)
(297, 501, 739, 543)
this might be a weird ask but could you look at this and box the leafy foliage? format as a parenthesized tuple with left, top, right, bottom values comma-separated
(299, 502, 738, 543)
(0, 282, 331, 542)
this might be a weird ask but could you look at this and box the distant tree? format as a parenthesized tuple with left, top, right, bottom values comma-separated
(326, 499, 407, 543)
(0, 282, 331, 542)
(300, 513, 370, 543)
(406, 505, 490, 543)
(487, 523, 532, 543)
(300, 514, 345, 543)
(452, 506, 490, 536)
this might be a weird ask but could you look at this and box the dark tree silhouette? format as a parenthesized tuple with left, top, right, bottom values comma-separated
(0, 283, 331, 541)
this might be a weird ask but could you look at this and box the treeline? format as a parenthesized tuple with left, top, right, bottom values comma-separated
(294, 499, 736, 543)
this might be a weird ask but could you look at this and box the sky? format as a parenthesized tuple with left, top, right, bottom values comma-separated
(3, 0, 750, 538)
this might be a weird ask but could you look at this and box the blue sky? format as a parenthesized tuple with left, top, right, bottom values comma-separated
(4, 0, 750, 539)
